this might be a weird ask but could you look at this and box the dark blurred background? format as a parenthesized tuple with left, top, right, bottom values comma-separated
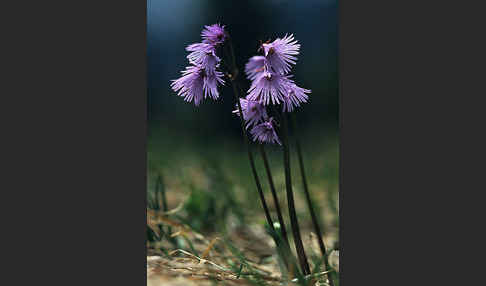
(147, 0, 338, 212)
(147, 0, 339, 253)
(148, 0, 338, 140)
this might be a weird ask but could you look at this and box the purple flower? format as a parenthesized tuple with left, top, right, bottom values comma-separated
(232, 97, 268, 129)
(203, 69, 225, 100)
(171, 66, 204, 106)
(171, 65, 224, 106)
(201, 24, 226, 45)
(262, 34, 300, 75)
(250, 118, 281, 145)
(247, 71, 291, 105)
(186, 43, 220, 74)
(244, 56, 266, 81)
(282, 82, 311, 112)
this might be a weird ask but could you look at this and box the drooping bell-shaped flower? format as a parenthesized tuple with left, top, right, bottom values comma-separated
(201, 23, 227, 46)
(244, 56, 266, 81)
(261, 34, 300, 75)
(281, 82, 311, 112)
(232, 97, 268, 129)
(171, 65, 224, 106)
(250, 117, 281, 145)
(186, 43, 220, 74)
(247, 71, 291, 105)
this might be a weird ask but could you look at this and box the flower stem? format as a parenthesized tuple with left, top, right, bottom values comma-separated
(224, 37, 274, 232)
(232, 82, 275, 232)
(281, 112, 311, 275)
(231, 75, 295, 274)
(224, 36, 298, 272)
(290, 114, 335, 286)
(258, 144, 289, 245)
(157, 174, 168, 212)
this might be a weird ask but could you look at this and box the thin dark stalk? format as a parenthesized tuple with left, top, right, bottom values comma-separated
(158, 174, 168, 212)
(259, 144, 289, 245)
(231, 75, 297, 275)
(224, 37, 300, 273)
(228, 39, 238, 77)
(281, 112, 311, 275)
(158, 174, 172, 236)
(223, 37, 275, 235)
(154, 174, 176, 249)
(154, 175, 161, 210)
(290, 114, 335, 286)
(232, 83, 274, 231)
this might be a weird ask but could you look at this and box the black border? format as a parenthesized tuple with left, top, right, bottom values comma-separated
(339, 0, 483, 285)
(5, 0, 147, 285)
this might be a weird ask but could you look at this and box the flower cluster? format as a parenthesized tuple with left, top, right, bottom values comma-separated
(234, 34, 311, 145)
(171, 24, 226, 106)
(170, 27, 309, 146)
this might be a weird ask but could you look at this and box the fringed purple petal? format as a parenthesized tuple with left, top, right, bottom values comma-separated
(171, 66, 205, 106)
(247, 71, 291, 105)
(186, 43, 220, 74)
(203, 70, 225, 100)
(232, 97, 268, 129)
(201, 23, 226, 45)
(282, 81, 311, 112)
(244, 56, 266, 81)
(171, 65, 224, 106)
(262, 34, 300, 75)
(250, 118, 281, 145)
